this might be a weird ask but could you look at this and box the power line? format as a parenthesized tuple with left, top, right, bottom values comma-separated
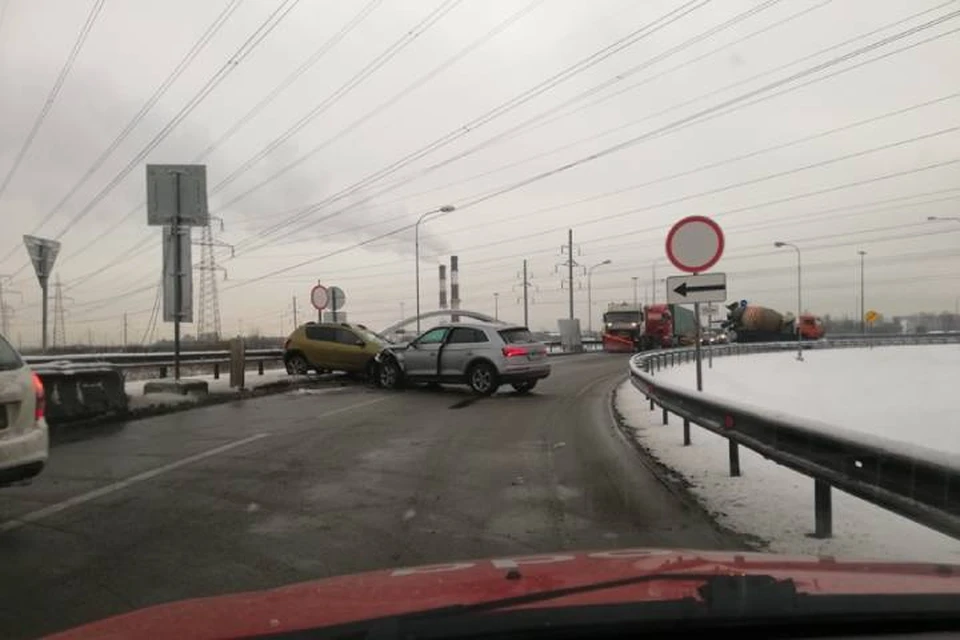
(0, 0, 106, 203)
(45, 4, 889, 284)
(50, 0, 454, 273)
(2, 0, 303, 282)
(192, 0, 384, 163)
(229, 2, 960, 262)
(209, 0, 463, 196)
(323, 92, 960, 255)
(0, 0, 243, 267)
(27, 2, 960, 302)
(217, 0, 546, 217)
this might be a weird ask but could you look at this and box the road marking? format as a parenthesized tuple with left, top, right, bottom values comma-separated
(0, 395, 394, 533)
(0, 433, 270, 534)
(0, 434, 270, 534)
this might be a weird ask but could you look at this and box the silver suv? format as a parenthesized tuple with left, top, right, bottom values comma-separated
(375, 323, 550, 395)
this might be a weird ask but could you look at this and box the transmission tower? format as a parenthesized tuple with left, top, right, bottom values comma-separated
(512, 259, 540, 328)
(0, 276, 22, 336)
(194, 218, 232, 342)
(53, 275, 67, 347)
(555, 229, 584, 320)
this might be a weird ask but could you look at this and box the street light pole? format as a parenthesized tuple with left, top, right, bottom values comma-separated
(631, 276, 638, 307)
(775, 241, 803, 362)
(651, 259, 661, 304)
(587, 260, 612, 334)
(858, 250, 866, 334)
(494, 292, 499, 320)
(415, 205, 455, 333)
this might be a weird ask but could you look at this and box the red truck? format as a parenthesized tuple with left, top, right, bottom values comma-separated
(601, 303, 696, 352)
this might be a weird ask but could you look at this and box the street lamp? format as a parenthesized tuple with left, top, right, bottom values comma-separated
(587, 259, 612, 334)
(493, 292, 499, 320)
(858, 250, 866, 334)
(651, 258, 663, 303)
(774, 241, 803, 361)
(415, 204, 456, 333)
(631, 276, 639, 307)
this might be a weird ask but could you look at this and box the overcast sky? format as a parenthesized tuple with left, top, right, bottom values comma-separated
(1, 0, 959, 345)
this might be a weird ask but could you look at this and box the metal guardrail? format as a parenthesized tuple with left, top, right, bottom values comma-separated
(628, 336, 960, 540)
(22, 340, 604, 380)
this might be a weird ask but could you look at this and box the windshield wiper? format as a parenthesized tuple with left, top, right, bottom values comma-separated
(262, 573, 960, 639)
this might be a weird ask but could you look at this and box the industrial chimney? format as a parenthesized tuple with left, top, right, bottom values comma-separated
(439, 264, 447, 310)
(450, 256, 460, 322)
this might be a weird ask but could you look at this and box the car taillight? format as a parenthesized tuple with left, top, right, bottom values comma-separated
(32, 372, 45, 422)
(502, 346, 527, 358)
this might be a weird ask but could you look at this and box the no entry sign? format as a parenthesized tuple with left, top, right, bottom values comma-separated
(665, 215, 724, 273)
(311, 284, 329, 311)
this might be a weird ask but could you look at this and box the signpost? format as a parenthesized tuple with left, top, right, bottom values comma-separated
(311, 283, 329, 322)
(666, 273, 727, 304)
(865, 309, 879, 326)
(328, 286, 346, 322)
(146, 164, 208, 381)
(665, 216, 726, 392)
(22, 235, 61, 351)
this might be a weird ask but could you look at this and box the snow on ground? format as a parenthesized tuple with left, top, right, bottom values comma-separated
(615, 345, 960, 563)
(656, 345, 960, 454)
(126, 367, 299, 410)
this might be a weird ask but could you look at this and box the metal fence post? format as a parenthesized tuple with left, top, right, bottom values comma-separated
(159, 366, 167, 379)
(728, 441, 740, 477)
(814, 480, 833, 538)
(683, 418, 691, 446)
(662, 407, 669, 425)
(213, 363, 220, 380)
(258, 361, 264, 375)
(649, 397, 654, 410)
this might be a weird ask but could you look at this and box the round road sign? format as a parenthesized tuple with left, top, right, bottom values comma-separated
(665, 215, 725, 274)
(328, 286, 346, 309)
(311, 284, 329, 311)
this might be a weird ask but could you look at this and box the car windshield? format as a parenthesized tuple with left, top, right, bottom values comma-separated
(4, 3, 957, 638)
(604, 312, 640, 323)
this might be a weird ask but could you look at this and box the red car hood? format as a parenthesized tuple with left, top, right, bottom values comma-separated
(50, 548, 960, 639)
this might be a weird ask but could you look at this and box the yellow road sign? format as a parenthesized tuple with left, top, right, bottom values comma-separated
(865, 310, 879, 325)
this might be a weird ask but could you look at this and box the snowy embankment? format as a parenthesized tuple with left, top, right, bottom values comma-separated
(615, 345, 960, 563)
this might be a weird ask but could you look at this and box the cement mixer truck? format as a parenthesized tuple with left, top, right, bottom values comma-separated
(722, 303, 824, 343)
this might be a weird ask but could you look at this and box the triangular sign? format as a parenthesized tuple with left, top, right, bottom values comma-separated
(22, 235, 61, 282)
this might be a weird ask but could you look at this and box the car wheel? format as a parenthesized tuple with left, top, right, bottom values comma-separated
(511, 380, 537, 394)
(378, 357, 403, 390)
(467, 362, 498, 396)
(287, 353, 310, 375)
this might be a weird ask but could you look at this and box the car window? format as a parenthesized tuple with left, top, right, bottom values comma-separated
(415, 327, 448, 345)
(498, 328, 537, 344)
(0, 334, 22, 371)
(305, 325, 336, 341)
(447, 328, 488, 344)
(335, 328, 361, 345)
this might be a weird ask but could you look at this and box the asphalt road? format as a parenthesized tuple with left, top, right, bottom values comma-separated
(0, 354, 743, 638)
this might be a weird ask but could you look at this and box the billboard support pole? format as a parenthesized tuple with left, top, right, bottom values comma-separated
(40, 274, 49, 352)
(694, 300, 703, 391)
(173, 172, 182, 381)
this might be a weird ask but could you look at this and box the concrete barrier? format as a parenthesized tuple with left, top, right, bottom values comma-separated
(32, 361, 128, 424)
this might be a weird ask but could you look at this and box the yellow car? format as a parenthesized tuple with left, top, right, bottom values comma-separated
(283, 322, 387, 378)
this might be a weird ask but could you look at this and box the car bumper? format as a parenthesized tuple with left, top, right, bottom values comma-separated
(500, 364, 551, 383)
(0, 420, 49, 484)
